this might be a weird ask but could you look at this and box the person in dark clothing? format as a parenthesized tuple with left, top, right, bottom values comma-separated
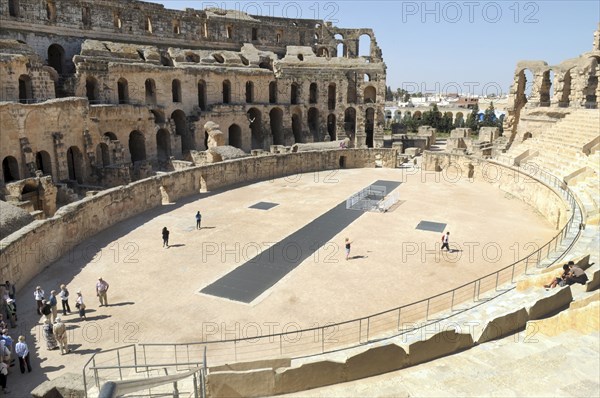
(162, 227, 170, 248)
(196, 211, 202, 230)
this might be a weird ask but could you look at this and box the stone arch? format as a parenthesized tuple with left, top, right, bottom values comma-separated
(291, 82, 300, 104)
(248, 108, 263, 149)
(269, 81, 277, 104)
(86, 76, 99, 102)
(308, 107, 320, 141)
(347, 72, 357, 103)
(364, 73, 371, 82)
(104, 131, 118, 141)
(156, 129, 171, 162)
(145, 79, 156, 104)
(364, 86, 376, 103)
(66, 146, 83, 183)
(2, 156, 19, 182)
(96, 143, 110, 167)
(292, 110, 303, 143)
(222, 80, 231, 104)
(172, 79, 182, 103)
(559, 69, 573, 107)
(328, 83, 336, 110)
(365, 108, 375, 147)
(245, 81, 254, 103)
(172, 110, 193, 153)
(309, 82, 318, 104)
(35, 150, 52, 176)
(358, 33, 372, 58)
(539, 69, 553, 106)
(128, 131, 146, 163)
(18, 74, 32, 103)
(47, 44, 64, 74)
(344, 107, 356, 138)
(150, 110, 164, 124)
(118, 78, 129, 104)
(198, 80, 207, 110)
(270, 108, 284, 145)
(413, 111, 422, 120)
(228, 124, 242, 149)
(327, 113, 336, 140)
(585, 56, 599, 108)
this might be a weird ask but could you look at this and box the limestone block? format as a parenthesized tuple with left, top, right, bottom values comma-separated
(527, 286, 573, 320)
(405, 147, 422, 157)
(570, 290, 599, 310)
(204, 121, 225, 148)
(345, 343, 408, 380)
(207, 368, 275, 398)
(586, 268, 600, 292)
(31, 372, 87, 398)
(408, 330, 474, 366)
(527, 300, 600, 336)
(475, 308, 529, 344)
(274, 360, 345, 395)
(479, 127, 500, 142)
(450, 128, 472, 138)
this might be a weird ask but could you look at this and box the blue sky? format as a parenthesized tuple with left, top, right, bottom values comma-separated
(147, 1, 599, 96)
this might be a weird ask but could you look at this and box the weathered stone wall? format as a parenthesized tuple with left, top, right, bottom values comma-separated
(0, 149, 396, 292)
(422, 151, 570, 229)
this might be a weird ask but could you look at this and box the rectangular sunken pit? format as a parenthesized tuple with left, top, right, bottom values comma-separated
(415, 221, 447, 233)
(249, 202, 279, 210)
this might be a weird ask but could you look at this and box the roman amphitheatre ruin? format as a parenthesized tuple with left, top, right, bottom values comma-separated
(0, 1, 598, 397)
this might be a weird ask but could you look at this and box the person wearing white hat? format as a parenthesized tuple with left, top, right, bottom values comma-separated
(75, 291, 86, 320)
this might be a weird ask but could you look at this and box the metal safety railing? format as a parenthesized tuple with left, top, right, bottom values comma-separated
(83, 160, 583, 392)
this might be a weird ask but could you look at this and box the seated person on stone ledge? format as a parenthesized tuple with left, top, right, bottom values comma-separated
(565, 262, 589, 286)
(544, 263, 571, 289)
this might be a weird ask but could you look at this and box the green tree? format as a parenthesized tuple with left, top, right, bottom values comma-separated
(466, 104, 479, 131)
(403, 113, 419, 132)
(481, 102, 497, 127)
(385, 86, 394, 101)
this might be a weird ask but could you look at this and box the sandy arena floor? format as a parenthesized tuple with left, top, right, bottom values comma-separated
(9, 167, 557, 395)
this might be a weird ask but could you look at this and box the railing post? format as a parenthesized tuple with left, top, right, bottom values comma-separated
(425, 300, 430, 321)
(193, 371, 199, 398)
(234, 339, 237, 362)
(83, 367, 88, 398)
(321, 327, 325, 353)
(511, 263, 516, 283)
(397, 307, 402, 331)
(279, 334, 283, 355)
(93, 358, 99, 389)
(495, 272, 499, 290)
(473, 281, 478, 301)
(174, 344, 178, 371)
(117, 350, 123, 381)
(451, 290, 455, 311)
(173, 381, 179, 398)
(133, 346, 138, 373)
(366, 318, 370, 342)
(358, 318, 362, 343)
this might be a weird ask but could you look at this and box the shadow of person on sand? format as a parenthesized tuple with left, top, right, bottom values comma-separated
(348, 255, 368, 260)
(167, 244, 186, 248)
(105, 301, 134, 307)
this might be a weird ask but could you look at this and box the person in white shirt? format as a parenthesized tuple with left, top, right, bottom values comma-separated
(59, 284, 71, 315)
(76, 291, 86, 320)
(34, 286, 45, 315)
(15, 335, 32, 374)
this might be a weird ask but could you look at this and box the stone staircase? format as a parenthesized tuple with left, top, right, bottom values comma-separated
(501, 109, 599, 179)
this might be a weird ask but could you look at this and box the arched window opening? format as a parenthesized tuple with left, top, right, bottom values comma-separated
(327, 114, 336, 140)
(48, 44, 65, 74)
(128, 131, 147, 163)
(86, 76, 99, 102)
(309, 83, 318, 104)
(228, 124, 242, 149)
(198, 80, 207, 110)
(222, 80, 231, 104)
(269, 81, 277, 104)
(66, 146, 83, 183)
(172, 79, 182, 103)
(36, 151, 52, 175)
(363, 86, 376, 103)
(291, 83, 299, 104)
(145, 79, 156, 105)
(2, 156, 19, 182)
(328, 83, 336, 110)
(96, 143, 110, 167)
(118, 78, 129, 104)
(270, 108, 284, 145)
(18, 75, 32, 104)
(245, 81, 254, 103)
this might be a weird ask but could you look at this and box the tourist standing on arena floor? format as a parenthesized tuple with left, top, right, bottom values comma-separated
(15, 335, 32, 374)
(33, 286, 45, 315)
(53, 317, 70, 355)
(96, 277, 109, 307)
(345, 238, 352, 260)
(49, 290, 58, 323)
(76, 291, 86, 320)
(441, 231, 450, 252)
(3, 281, 16, 310)
(162, 227, 170, 247)
(43, 320, 58, 350)
(40, 300, 52, 324)
(59, 284, 71, 315)
(196, 211, 202, 230)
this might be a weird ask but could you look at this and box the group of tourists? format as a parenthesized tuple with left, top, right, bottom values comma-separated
(544, 261, 589, 288)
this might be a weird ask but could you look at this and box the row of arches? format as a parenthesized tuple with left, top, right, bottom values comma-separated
(89, 76, 376, 108)
(516, 58, 599, 108)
